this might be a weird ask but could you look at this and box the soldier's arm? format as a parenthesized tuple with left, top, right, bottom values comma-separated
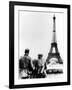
(41, 61, 47, 73)
(31, 59, 35, 70)
(19, 59, 22, 69)
(29, 57, 35, 70)
(19, 58, 23, 73)
(41, 65, 44, 73)
(44, 62, 47, 76)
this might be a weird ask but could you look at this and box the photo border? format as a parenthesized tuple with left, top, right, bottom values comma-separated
(9, 1, 70, 89)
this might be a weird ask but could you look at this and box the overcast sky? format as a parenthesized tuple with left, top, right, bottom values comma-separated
(19, 10, 67, 61)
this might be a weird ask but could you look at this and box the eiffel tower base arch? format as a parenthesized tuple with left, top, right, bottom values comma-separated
(46, 53, 63, 64)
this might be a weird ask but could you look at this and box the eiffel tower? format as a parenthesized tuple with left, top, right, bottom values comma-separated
(46, 15, 63, 64)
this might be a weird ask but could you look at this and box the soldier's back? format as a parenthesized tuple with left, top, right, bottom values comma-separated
(19, 56, 31, 69)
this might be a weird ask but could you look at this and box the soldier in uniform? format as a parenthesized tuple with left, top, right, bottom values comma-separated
(19, 49, 34, 79)
(32, 54, 47, 78)
(37, 54, 47, 78)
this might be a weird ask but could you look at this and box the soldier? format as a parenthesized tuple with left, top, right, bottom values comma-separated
(37, 54, 47, 78)
(19, 49, 34, 79)
(32, 54, 47, 78)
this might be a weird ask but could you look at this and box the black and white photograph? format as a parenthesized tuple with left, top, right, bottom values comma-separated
(19, 14, 64, 79)
(9, 1, 70, 88)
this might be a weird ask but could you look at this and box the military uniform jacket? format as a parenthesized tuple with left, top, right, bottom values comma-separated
(19, 55, 33, 72)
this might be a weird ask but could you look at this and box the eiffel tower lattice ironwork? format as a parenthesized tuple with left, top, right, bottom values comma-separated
(46, 15, 63, 64)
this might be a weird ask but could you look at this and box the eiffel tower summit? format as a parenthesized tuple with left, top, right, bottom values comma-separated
(46, 15, 63, 64)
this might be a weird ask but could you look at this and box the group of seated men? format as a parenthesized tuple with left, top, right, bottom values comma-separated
(19, 49, 47, 79)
